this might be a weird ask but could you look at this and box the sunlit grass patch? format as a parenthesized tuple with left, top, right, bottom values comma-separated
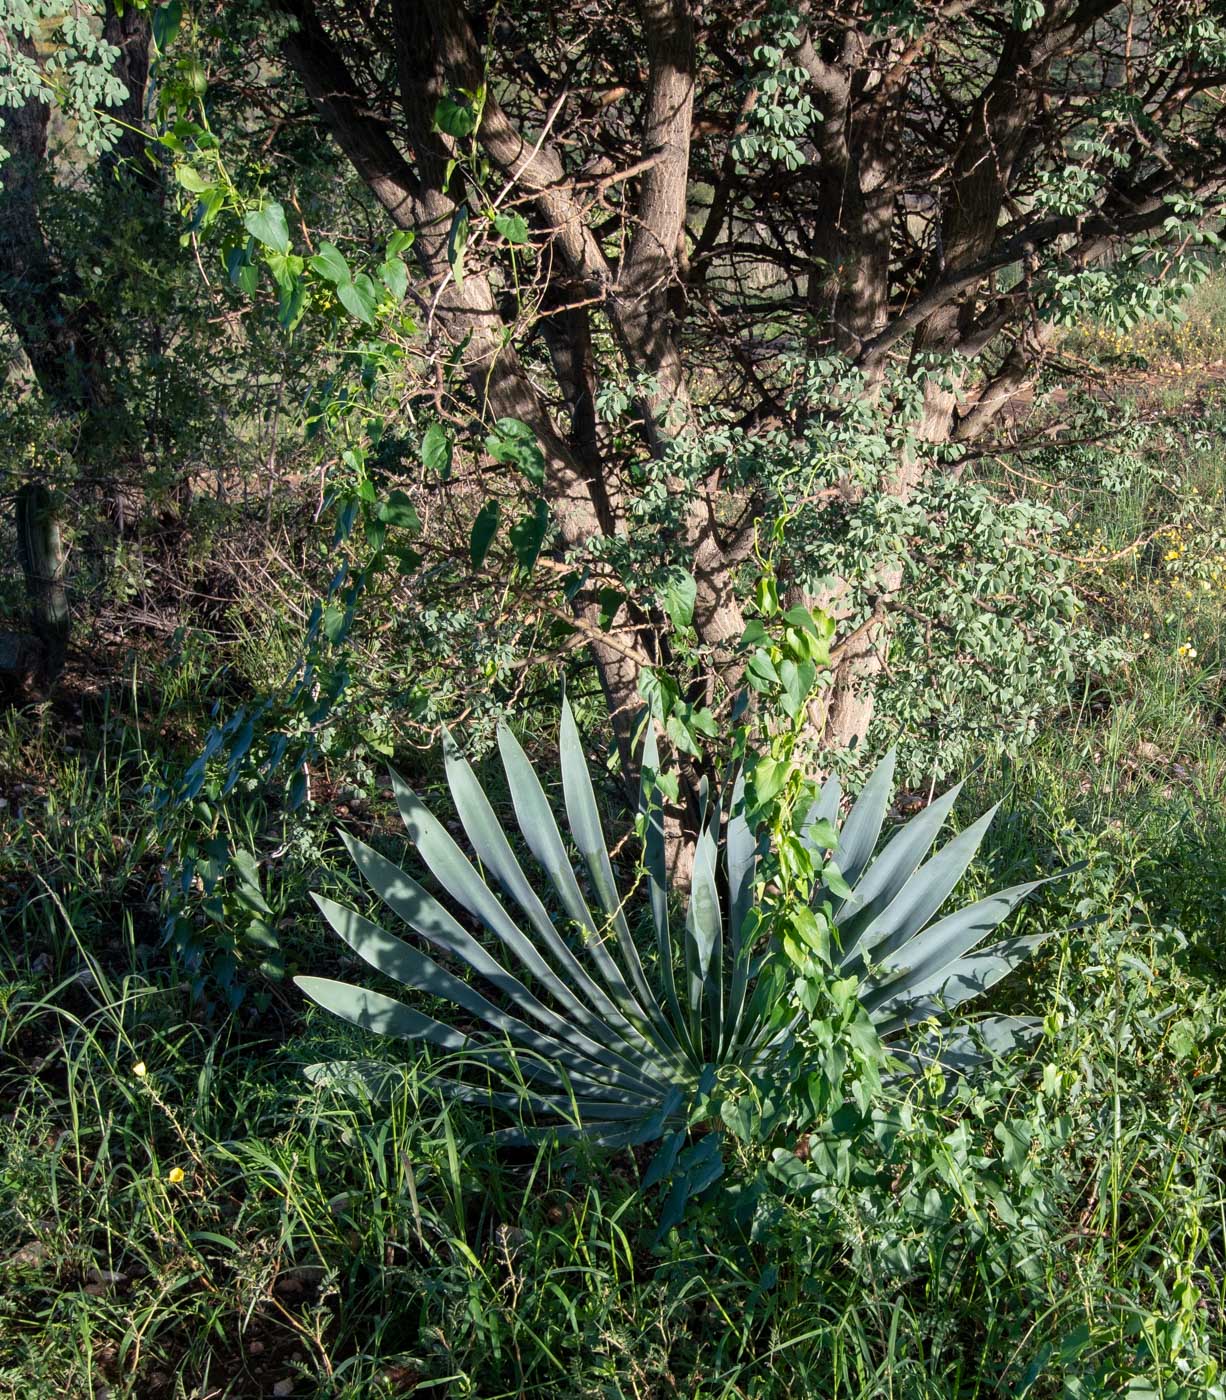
(1065, 266, 1226, 373)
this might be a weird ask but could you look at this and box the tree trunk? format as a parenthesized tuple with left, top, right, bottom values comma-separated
(16, 483, 70, 681)
(0, 16, 155, 544)
(101, 1, 153, 183)
(0, 39, 103, 410)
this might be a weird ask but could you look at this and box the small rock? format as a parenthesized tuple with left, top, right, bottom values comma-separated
(272, 1381, 295, 1397)
(275, 1264, 325, 1294)
(7, 1240, 45, 1267)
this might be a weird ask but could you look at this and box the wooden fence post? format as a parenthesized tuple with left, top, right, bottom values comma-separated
(16, 482, 70, 680)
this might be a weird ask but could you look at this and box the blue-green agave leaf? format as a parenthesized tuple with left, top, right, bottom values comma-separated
(832, 749, 896, 891)
(639, 723, 692, 1054)
(870, 932, 1052, 1032)
(847, 805, 999, 970)
(496, 724, 663, 1047)
(866, 876, 1058, 994)
(438, 737, 647, 1047)
(311, 896, 666, 1100)
(296, 976, 470, 1046)
(686, 817, 723, 1055)
(722, 772, 761, 1056)
(800, 773, 842, 851)
(892, 1015, 1043, 1081)
(560, 699, 671, 1037)
(341, 832, 659, 1084)
(835, 781, 964, 954)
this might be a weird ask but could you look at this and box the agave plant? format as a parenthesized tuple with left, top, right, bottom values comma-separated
(298, 701, 1062, 1149)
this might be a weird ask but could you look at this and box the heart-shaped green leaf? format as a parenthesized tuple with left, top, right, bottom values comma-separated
(662, 571, 697, 629)
(243, 202, 290, 255)
(494, 211, 530, 245)
(470, 499, 501, 568)
(435, 96, 477, 138)
(509, 499, 550, 572)
(337, 273, 377, 325)
(378, 490, 421, 532)
(309, 241, 349, 285)
(379, 258, 408, 301)
(422, 423, 452, 477)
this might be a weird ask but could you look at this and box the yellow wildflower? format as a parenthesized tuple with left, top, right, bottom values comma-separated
(167, 1166, 185, 1185)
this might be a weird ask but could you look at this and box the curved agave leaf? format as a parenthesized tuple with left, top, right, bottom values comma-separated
(846, 805, 1000, 970)
(832, 749, 896, 891)
(338, 833, 660, 1087)
(301, 709, 1066, 1151)
(439, 733, 601, 995)
(297, 975, 471, 1048)
(493, 722, 667, 1051)
(882, 1016, 1044, 1113)
(639, 723, 689, 1053)
(891, 1015, 1043, 1080)
(800, 773, 841, 851)
(722, 772, 763, 1057)
(870, 932, 1052, 1033)
(311, 897, 667, 1101)
(432, 738, 665, 1066)
(835, 780, 965, 956)
(686, 816, 723, 1057)
(868, 877, 1056, 990)
(558, 703, 690, 1067)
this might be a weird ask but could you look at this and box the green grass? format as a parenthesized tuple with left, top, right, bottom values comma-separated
(3, 385, 1226, 1397)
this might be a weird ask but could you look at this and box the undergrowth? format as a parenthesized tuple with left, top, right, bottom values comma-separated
(2, 378, 1226, 1397)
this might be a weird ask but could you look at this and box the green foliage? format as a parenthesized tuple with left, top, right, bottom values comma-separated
(863, 475, 1124, 782)
(164, 99, 418, 339)
(152, 400, 565, 1002)
(0, 1, 132, 160)
(123, 10, 1160, 836)
(8, 6, 1226, 1386)
(730, 8, 817, 172)
(5, 377, 1226, 1392)
(604, 354, 1118, 783)
(4, 629, 1226, 1393)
